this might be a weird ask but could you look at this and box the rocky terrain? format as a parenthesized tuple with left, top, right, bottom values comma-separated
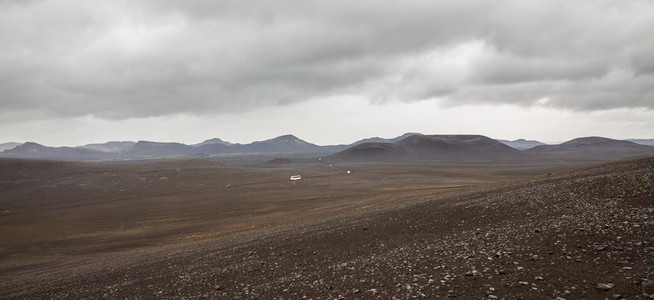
(1, 157, 652, 299)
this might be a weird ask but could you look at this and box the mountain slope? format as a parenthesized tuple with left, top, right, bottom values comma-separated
(329, 142, 406, 161)
(352, 132, 422, 146)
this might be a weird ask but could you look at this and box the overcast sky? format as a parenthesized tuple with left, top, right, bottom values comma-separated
(1, 0, 653, 146)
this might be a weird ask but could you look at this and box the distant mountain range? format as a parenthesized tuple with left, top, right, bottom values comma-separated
(328, 135, 524, 162)
(78, 141, 136, 152)
(1, 134, 652, 161)
(0, 135, 345, 161)
(329, 135, 654, 162)
(0, 142, 22, 152)
(497, 139, 545, 150)
(2, 142, 109, 160)
(526, 136, 654, 159)
(626, 139, 654, 146)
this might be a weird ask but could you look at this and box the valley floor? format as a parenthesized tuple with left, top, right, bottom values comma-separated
(1, 157, 653, 299)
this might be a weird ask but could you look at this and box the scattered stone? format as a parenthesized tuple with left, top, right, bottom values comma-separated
(597, 283, 615, 290)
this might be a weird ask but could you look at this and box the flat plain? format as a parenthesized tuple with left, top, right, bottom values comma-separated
(1, 156, 653, 299)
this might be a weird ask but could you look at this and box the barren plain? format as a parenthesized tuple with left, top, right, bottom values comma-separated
(1, 156, 653, 299)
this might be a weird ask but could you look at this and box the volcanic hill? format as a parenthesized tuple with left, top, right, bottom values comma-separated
(328, 134, 522, 162)
(527, 136, 654, 159)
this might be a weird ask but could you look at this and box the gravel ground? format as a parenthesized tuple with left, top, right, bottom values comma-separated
(2, 157, 653, 299)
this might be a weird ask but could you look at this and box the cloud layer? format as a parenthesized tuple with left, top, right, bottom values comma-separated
(1, 0, 653, 120)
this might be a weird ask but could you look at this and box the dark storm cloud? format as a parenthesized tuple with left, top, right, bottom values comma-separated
(0, 0, 652, 119)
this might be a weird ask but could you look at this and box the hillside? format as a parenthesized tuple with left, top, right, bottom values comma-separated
(351, 132, 422, 146)
(527, 136, 654, 159)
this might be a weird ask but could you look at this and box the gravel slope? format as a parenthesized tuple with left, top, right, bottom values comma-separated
(2, 157, 653, 299)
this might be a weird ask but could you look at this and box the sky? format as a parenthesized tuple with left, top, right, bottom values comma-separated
(1, 0, 653, 146)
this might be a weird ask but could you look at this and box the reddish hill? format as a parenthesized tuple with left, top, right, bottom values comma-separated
(329, 142, 406, 161)
(328, 134, 522, 162)
(527, 136, 654, 159)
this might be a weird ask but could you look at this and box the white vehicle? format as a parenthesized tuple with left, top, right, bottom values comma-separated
(290, 175, 302, 181)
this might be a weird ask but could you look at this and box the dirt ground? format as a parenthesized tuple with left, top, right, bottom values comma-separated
(1, 156, 652, 299)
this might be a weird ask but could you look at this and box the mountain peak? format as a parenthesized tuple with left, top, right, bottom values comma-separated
(196, 138, 232, 146)
(241, 135, 320, 153)
(16, 142, 46, 150)
(567, 136, 614, 143)
(269, 135, 308, 144)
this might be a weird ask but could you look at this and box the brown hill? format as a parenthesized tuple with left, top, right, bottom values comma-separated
(328, 134, 522, 162)
(328, 142, 406, 161)
(527, 136, 654, 159)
